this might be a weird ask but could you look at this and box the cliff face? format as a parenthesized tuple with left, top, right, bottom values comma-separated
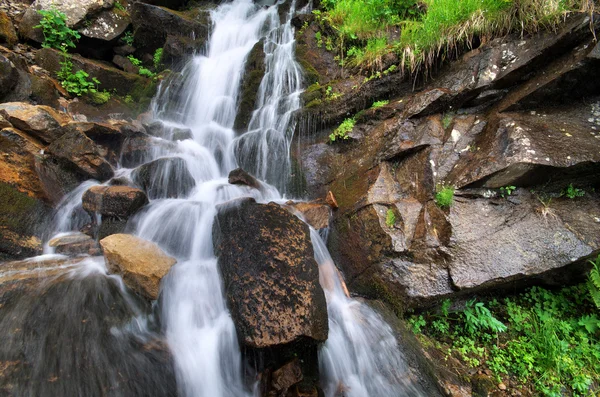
(293, 11, 600, 311)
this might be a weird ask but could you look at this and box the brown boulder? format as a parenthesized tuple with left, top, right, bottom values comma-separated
(0, 102, 68, 144)
(82, 185, 148, 218)
(213, 198, 328, 348)
(284, 201, 330, 230)
(271, 359, 303, 393)
(100, 234, 176, 300)
(46, 128, 114, 182)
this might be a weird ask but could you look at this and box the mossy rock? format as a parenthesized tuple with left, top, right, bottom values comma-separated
(233, 40, 265, 131)
(0, 10, 18, 47)
(295, 43, 320, 85)
(0, 182, 51, 260)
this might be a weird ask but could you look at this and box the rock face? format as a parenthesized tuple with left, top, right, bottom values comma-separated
(100, 234, 177, 300)
(228, 167, 261, 189)
(213, 198, 328, 348)
(0, 54, 18, 99)
(131, 156, 195, 199)
(82, 185, 149, 217)
(298, 13, 600, 311)
(0, 10, 18, 47)
(0, 102, 67, 144)
(234, 39, 265, 131)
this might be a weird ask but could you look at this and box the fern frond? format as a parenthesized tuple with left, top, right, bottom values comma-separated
(590, 264, 600, 291)
(588, 280, 600, 310)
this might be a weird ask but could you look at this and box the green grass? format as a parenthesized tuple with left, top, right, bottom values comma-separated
(316, 0, 592, 72)
(371, 99, 389, 108)
(409, 284, 600, 396)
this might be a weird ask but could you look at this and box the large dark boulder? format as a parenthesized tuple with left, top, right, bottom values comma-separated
(233, 39, 265, 131)
(213, 198, 328, 348)
(131, 156, 195, 199)
(213, 197, 328, 393)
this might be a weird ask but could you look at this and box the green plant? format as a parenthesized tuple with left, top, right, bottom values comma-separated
(371, 100, 389, 108)
(499, 186, 516, 198)
(435, 185, 454, 208)
(588, 255, 600, 310)
(127, 55, 156, 78)
(563, 184, 585, 199)
(153, 48, 163, 69)
(315, 31, 323, 47)
(122, 30, 134, 46)
(123, 94, 134, 104)
(113, 1, 126, 11)
(385, 208, 396, 227)
(35, 8, 81, 50)
(441, 113, 454, 129)
(329, 117, 355, 142)
(325, 85, 342, 100)
(57, 50, 99, 96)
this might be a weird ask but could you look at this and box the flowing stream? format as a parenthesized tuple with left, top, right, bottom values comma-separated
(1, 0, 433, 396)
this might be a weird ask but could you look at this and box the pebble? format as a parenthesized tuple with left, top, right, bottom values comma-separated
(498, 383, 507, 390)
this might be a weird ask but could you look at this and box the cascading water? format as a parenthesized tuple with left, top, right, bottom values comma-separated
(2, 0, 436, 396)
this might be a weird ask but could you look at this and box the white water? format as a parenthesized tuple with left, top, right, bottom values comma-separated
(42, 0, 430, 396)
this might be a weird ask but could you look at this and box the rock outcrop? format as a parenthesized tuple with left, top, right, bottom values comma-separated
(82, 185, 148, 218)
(100, 233, 176, 300)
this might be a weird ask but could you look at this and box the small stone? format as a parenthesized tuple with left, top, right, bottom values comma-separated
(498, 383, 507, 390)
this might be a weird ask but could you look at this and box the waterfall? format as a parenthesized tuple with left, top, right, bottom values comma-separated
(21, 0, 433, 396)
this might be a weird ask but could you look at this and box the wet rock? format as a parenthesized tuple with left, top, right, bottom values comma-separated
(100, 233, 177, 300)
(271, 359, 303, 393)
(447, 110, 600, 189)
(97, 217, 128, 240)
(35, 48, 152, 97)
(82, 185, 149, 218)
(0, 102, 68, 144)
(131, 156, 195, 199)
(228, 167, 261, 190)
(79, 7, 130, 41)
(130, 3, 211, 55)
(0, 257, 177, 396)
(234, 39, 265, 131)
(213, 198, 328, 348)
(284, 201, 330, 230)
(48, 232, 101, 255)
(0, 11, 18, 47)
(143, 120, 165, 137)
(113, 54, 138, 74)
(46, 128, 115, 182)
(162, 34, 202, 67)
(171, 127, 192, 141)
(119, 134, 176, 168)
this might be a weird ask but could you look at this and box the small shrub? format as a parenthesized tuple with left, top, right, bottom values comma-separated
(435, 185, 454, 208)
(563, 184, 585, 199)
(329, 117, 355, 142)
(57, 51, 99, 96)
(122, 31, 134, 46)
(499, 185, 516, 198)
(371, 100, 389, 108)
(35, 8, 80, 50)
(385, 208, 396, 227)
(113, 1, 126, 11)
(153, 48, 163, 69)
(127, 55, 156, 78)
(441, 113, 453, 129)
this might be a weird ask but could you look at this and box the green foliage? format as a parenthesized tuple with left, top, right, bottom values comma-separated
(57, 51, 99, 96)
(329, 117, 355, 142)
(315, 31, 323, 47)
(153, 48, 163, 69)
(371, 100, 389, 108)
(113, 1, 126, 11)
(563, 184, 585, 199)
(127, 55, 156, 78)
(385, 208, 396, 227)
(122, 31, 134, 46)
(499, 186, 516, 198)
(589, 255, 600, 310)
(35, 8, 81, 50)
(409, 285, 600, 396)
(441, 113, 453, 129)
(325, 85, 342, 100)
(435, 185, 454, 208)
